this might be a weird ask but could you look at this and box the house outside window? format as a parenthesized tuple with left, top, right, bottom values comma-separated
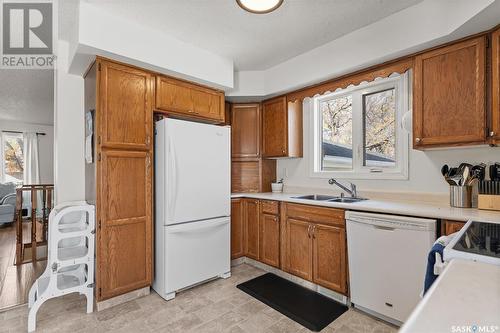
(311, 73, 410, 180)
(1, 132, 24, 184)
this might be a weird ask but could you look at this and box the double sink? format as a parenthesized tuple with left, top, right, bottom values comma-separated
(292, 194, 368, 203)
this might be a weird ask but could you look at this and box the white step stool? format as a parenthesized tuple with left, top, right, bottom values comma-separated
(28, 201, 95, 332)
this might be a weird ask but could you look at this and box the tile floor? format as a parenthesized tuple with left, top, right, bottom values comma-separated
(0, 264, 398, 333)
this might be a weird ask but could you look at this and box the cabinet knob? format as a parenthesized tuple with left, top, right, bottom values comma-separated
(188, 110, 194, 113)
(415, 137, 421, 143)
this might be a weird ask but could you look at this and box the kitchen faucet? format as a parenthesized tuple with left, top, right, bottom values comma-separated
(328, 178, 357, 198)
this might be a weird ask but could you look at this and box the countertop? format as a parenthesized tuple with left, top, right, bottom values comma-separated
(400, 259, 500, 333)
(231, 192, 500, 223)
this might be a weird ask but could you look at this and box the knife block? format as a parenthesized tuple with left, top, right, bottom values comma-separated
(478, 194, 500, 211)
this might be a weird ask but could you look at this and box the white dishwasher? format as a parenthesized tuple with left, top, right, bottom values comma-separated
(346, 211, 436, 325)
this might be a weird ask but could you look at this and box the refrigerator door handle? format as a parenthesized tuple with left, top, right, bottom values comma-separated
(167, 135, 178, 220)
(167, 218, 229, 234)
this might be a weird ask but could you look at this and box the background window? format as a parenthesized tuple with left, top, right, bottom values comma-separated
(363, 88, 396, 168)
(320, 95, 353, 170)
(312, 73, 409, 179)
(2, 132, 24, 184)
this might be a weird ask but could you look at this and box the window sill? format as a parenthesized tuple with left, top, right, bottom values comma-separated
(309, 170, 409, 180)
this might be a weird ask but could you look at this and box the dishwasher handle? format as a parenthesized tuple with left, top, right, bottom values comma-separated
(347, 216, 435, 231)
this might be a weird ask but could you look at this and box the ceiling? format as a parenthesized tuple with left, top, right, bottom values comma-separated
(82, 0, 423, 70)
(0, 70, 54, 125)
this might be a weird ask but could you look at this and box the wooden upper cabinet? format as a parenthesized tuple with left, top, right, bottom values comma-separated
(98, 150, 152, 300)
(284, 218, 312, 281)
(262, 97, 303, 158)
(244, 199, 260, 260)
(413, 36, 486, 148)
(231, 104, 261, 158)
(492, 28, 500, 143)
(312, 224, 346, 294)
(99, 60, 153, 150)
(155, 75, 225, 123)
(231, 199, 245, 259)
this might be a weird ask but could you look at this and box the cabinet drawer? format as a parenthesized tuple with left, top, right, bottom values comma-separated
(285, 203, 345, 227)
(261, 200, 279, 215)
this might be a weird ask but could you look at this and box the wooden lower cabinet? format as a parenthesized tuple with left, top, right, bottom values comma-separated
(285, 218, 313, 281)
(230, 199, 245, 259)
(98, 150, 152, 300)
(442, 219, 465, 236)
(259, 213, 280, 268)
(312, 224, 347, 294)
(283, 203, 347, 295)
(244, 199, 260, 260)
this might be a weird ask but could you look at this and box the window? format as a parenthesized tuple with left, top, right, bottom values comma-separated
(312, 73, 410, 179)
(1, 132, 24, 184)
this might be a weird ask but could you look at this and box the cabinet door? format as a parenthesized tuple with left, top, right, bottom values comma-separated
(262, 97, 288, 157)
(99, 60, 153, 150)
(192, 88, 224, 121)
(442, 220, 465, 236)
(285, 218, 312, 281)
(156, 76, 224, 122)
(231, 199, 245, 259)
(231, 104, 261, 158)
(244, 199, 260, 260)
(492, 28, 500, 142)
(259, 213, 280, 268)
(98, 150, 152, 300)
(312, 224, 347, 294)
(413, 36, 486, 148)
(155, 76, 193, 114)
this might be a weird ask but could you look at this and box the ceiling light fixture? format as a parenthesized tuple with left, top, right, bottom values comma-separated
(236, 0, 284, 14)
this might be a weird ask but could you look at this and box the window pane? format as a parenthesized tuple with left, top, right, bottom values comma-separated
(321, 95, 353, 170)
(3, 134, 24, 183)
(363, 89, 396, 168)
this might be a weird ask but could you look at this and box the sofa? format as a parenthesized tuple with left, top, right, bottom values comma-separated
(0, 183, 16, 225)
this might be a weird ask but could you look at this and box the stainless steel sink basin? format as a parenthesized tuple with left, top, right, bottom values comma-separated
(292, 194, 338, 201)
(328, 197, 367, 203)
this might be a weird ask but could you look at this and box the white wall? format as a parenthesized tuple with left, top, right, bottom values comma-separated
(68, 1, 234, 89)
(228, 0, 498, 97)
(54, 40, 85, 203)
(277, 100, 500, 196)
(0, 120, 54, 184)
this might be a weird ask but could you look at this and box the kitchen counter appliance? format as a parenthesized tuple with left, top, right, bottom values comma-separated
(346, 211, 436, 325)
(153, 119, 231, 301)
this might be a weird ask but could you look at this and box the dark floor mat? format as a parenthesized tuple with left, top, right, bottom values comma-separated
(237, 273, 348, 332)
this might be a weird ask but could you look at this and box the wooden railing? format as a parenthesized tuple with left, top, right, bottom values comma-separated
(15, 184, 54, 264)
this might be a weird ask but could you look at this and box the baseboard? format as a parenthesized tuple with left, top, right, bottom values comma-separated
(232, 257, 348, 305)
(95, 286, 150, 312)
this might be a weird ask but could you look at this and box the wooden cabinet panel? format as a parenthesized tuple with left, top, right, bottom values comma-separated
(99, 61, 153, 150)
(262, 97, 288, 157)
(442, 220, 465, 236)
(413, 36, 486, 148)
(155, 75, 224, 122)
(245, 199, 260, 260)
(261, 200, 279, 215)
(312, 224, 346, 294)
(259, 213, 280, 268)
(231, 199, 245, 259)
(231, 159, 276, 193)
(231, 104, 261, 158)
(285, 218, 312, 281)
(492, 28, 500, 143)
(98, 150, 152, 300)
(286, 203, 345, 227)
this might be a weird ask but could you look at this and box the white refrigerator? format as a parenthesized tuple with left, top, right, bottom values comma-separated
(153, 118, 231, 301)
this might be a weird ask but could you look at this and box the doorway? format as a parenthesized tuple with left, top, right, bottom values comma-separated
(0, 68, 54, 310)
